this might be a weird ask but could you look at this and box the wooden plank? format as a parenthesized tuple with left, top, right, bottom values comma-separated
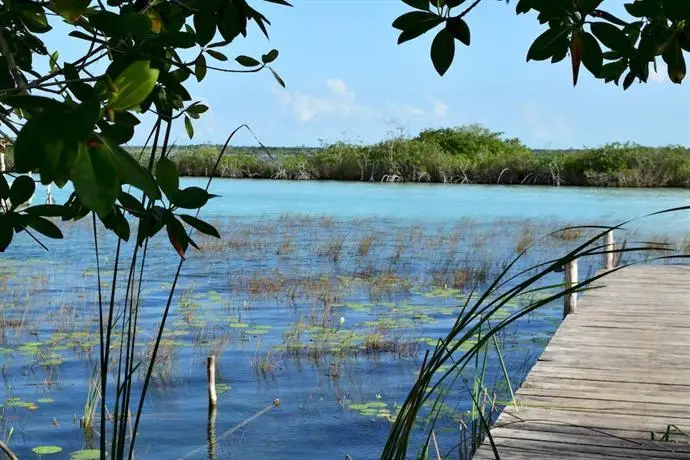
(474, 265, 690, 459)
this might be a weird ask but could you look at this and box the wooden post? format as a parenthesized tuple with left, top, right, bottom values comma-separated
(563, 259, 578, 318)
(604, 230, 615, 270)
(207, 355, 217, 408)
(207, 404, 217, 460)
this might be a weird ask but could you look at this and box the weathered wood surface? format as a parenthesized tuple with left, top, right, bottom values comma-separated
(474, 265, 690, 459)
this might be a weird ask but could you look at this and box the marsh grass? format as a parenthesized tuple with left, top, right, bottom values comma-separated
(3, 209, 688, 458)
(74, 126, 690, 187)
(381, 214, 687, 459)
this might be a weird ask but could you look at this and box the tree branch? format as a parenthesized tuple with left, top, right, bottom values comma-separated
(0, 30, 27, 92)
(458, 0, 482, 19)
(0, 113, 21, 136)
(0, 440, 19, 460)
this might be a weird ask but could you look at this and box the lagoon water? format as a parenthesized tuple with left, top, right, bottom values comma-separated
(2, 179, 690, 459)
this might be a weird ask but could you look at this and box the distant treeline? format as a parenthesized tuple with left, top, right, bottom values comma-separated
(4, 125, 690, 187)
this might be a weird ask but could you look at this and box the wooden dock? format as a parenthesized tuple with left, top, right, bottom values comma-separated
(474, 264, 690, 459)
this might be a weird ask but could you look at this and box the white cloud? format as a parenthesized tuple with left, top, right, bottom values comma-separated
(275, 80, 450, 125)
(276, 78, 377, 122)
(390, 103, 426, 119)
(388, 98, 448, 121)
(326, 78, 348, 95)
(522, 103, 572, 145)
(433, 99, 448, 118)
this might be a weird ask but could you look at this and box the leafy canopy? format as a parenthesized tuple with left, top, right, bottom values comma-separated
(0, 0, 290, 254)
(394, 0, 690, 87)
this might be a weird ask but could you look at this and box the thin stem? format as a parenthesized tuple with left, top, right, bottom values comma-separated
(0, 30, 26, 92)
(0, 114, 20, 136)
(458, 0, 482, 19)
(92, 213, 107, 459)
(103, 238, 122, 459)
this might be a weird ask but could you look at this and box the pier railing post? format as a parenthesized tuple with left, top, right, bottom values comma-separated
(604, 230, 615, 270)
(208, 355, 217, 408)
(564, 259, 578, 318)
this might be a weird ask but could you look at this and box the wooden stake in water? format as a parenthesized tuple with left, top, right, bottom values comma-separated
(208, 355, 217, 408)
(564, 260, 578, 318)
(604, 230, 615, 270)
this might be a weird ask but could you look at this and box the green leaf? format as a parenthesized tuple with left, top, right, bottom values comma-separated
(622, 70, 635, 89)
(155, 157, 179, 199)
(590, 22, 631, 55)
(118, 190, 145, 215)
(53, 0, 90, 22)
(19, 3, 52, 33)
(10, 175, 35, 208)
(49, 51, 60, 72)
(206, 50, 228, 62)
(270, 68, 286, 88)
(662, 38, 686, 84)
(235, 56, 261, 67)
(393, 11, 441, 31)
(402, 0, 429, 10)
(194, 12, 216, 45)
(188, 104, 209, 116)
(180, 214, 220, 238)
(172, 186, 215, 209)
(104, 139, 160, 200)
(32, 446, 63, 455)
(108, 61, 160, 111)
(601, 59, 628, 84)
(624, 1, 648, 18)
(69, 450, 102, 460)
(261, 49, 279, 64)
(446, 17, 470, 46)
(100, 208, 130, 241)
(430, 28, 455, 76)
(70, 143, 119, 219)
(527, 26, 569, 61)
(581, 31, 603, 76)
(136, 206, 166, 247)
(24, 215, 63, 239)
(25, 204, 66, 217)
(0, 214, 13, 252)
(0, 174, 9, 200)
(166, 216, 189, 258)
(3, 95, 72, 117)
(184, 116, 194, 139)
(194, 54, 207, 82)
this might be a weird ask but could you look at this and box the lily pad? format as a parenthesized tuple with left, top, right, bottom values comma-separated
(70, 450, 102, 459)
(216, 383, 231, 394)
(32, 445, 63, 455)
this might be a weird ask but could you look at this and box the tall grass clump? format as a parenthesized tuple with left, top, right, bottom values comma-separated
(380, 211, 687, 460)
(9, 125, 689, 186)
(8, 124, 680, 186)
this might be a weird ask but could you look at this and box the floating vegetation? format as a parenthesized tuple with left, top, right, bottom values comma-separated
(216, 384, 232, 395)
(6, 397, 37, 410)
(348, 401, 398, 422)
(69, 450, 101, 460)
(3, 212, 666, 456)
(245, 325, 272, 335)
(32, 445, 63, 455)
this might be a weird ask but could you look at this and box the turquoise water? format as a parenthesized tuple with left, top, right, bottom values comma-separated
(1, 179, 689, 459)
(32, 178, 690, 228)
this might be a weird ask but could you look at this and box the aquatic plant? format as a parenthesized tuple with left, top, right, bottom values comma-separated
(381, 216, 684, 459)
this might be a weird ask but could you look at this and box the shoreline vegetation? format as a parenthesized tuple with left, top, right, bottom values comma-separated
(5, 124, 690, 187)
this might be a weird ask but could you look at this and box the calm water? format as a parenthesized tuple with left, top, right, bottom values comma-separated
(2, 180, 690, 460)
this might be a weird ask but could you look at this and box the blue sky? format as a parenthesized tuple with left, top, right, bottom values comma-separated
(54, 1, 690, 148)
